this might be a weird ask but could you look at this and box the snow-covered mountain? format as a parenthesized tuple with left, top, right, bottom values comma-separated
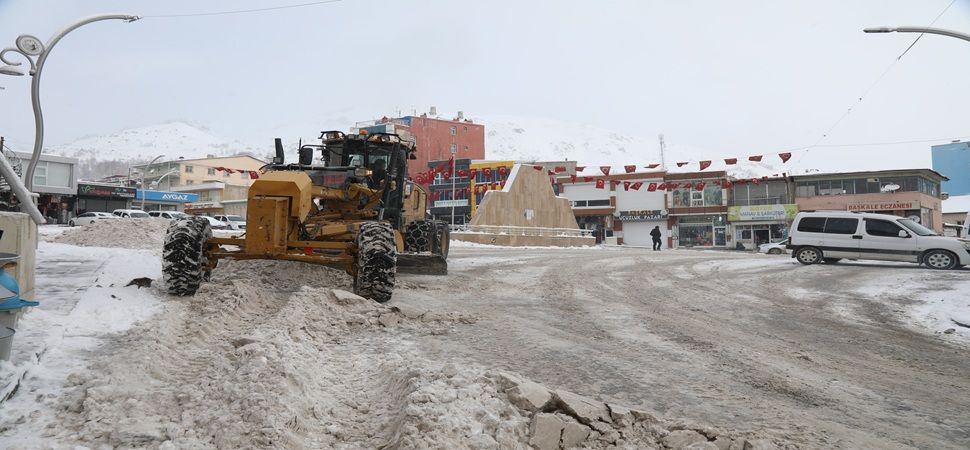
(47, 121, 269, 179)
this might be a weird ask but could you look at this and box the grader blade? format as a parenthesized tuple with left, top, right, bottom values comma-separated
(397, 253, 448, 275)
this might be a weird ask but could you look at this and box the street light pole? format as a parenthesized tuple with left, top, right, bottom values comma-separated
(864, 26, 970, 43)
(0, 14, 140, 194)
(140, 155, 165, 210)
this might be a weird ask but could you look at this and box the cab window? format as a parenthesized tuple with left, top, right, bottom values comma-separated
(823, 218, 858, 234)
(866, 219, 905, 237)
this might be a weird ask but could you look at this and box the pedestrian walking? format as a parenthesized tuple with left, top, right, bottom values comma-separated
(650, 226, 662, 251)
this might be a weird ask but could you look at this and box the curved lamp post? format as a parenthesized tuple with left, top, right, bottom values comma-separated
(0, 14, 140, 198)
(864, 26, 970, 44)
(139, 154, 165, 210)
(149, 169, 180, 190)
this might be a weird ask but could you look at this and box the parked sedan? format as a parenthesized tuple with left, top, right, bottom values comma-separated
(195, 215, 229, 230)
(759, 238, 790, 255)
(69, 212, 118, 227)
(213, 214, 246, 230)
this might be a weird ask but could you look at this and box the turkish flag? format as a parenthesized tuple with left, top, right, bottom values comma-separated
(555, 166, 566, 173)
(751, 178, 760, 185)
(576, 166, 586, 172)
(457, 169, 468, 177)
(443, 172, 451, 181)
(469, 168, 478, 177)
(736, 179, 746, 185)
(570, 174, 577, 183)
(624, 165, 636, 173)
(623, 181, 631, 191)
(748, 155, 763, 162)
(500, 181, 506, 188)
(435, 163, 446, 173)
(762, 175, 769, 180)
(595, 179, 605, 189)
(779, 152, 792, 163)
(667, 182, 679, 189)
(695, 182, 706, 191)
(498, 166, 508, 177)
(483, 167, 493, 178)
(548, 170, 556, 176)
(583, 176, 594, 182)
(676, 162, 688, 167)
(249, 171, 259, 179)
(699, 160, 712, 171)
(646, 182, 657, 191)
(645, 163, 660, 169)
(533, 165, 544, 171)
(600, 166, 611, 176)
(724, 158, 738, 165)
(723, 180, 733, 188)
(655, 183, 665, 191)
(632, 182, 643, 190)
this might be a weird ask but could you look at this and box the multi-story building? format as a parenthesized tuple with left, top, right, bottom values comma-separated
(792, 168, 947, 232)
(665, 171, 730, 248)
(427, 158, 473, 225)
(932, 141, 970, 196)
(131, 155, 266, 215)
(6, 151, 79, 224)
(352, 111, 486, 189)
(727, 176, 798, 250)
(557, 169, 666, 246)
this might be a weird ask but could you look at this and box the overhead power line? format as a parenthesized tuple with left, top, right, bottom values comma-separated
(141, 0, 343, 19)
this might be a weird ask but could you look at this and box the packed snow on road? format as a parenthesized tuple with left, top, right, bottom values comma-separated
(1, 221, 968, 449)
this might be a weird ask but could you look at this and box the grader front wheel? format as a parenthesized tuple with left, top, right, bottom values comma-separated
(163, 217, 212, 296)
(354, 222, 397, 303)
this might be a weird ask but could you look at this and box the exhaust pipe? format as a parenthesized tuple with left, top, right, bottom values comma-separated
(273, 138, 285, 164)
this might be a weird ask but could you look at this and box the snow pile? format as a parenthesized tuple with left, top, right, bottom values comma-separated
(50, 219, 170, 251)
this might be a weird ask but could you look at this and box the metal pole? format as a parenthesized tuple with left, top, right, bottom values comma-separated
(140, 154, 164, 210)
(0, 137, 45, 224)
(450, 160, 456, 225)
(0, 14, 138, 189)
(864, 26, 970, 43)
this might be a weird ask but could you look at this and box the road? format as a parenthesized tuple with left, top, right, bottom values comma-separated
(396, 246, 970, 449)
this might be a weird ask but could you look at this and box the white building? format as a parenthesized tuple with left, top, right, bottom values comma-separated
(557, 171, 668, 247)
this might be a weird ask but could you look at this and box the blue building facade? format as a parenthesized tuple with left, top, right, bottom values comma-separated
(932, 141, 970, 196)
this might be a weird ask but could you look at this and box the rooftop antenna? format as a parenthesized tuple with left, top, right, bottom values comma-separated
(658, 134, 667, 170)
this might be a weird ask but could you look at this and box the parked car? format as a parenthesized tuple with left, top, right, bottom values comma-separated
(68, 212, 118, 227)
(194, 215, 228, 230)
(148, 211, 187, 220)
(112, 209, 151, 219)
(787, 211, 970, 270)
(213, 214, 246, 230)
(759, 238, 790, 255)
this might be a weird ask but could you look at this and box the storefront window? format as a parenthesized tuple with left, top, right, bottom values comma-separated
(670, 185, 722, 207)
(677, 215, 726, 247)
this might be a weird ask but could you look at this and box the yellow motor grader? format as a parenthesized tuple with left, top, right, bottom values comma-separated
(162, 131, 449, 302)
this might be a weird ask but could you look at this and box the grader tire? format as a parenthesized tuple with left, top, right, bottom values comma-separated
(163, 216, 212, 296)
(431, 220, 450, 259)
(354, 222, 397, 303)
(404, 220, 434, 252)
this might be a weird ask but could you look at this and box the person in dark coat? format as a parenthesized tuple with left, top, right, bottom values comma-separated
(650, 225, 663, 251)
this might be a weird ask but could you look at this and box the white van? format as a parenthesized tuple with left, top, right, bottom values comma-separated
(788, 211, 970, 270)
(112, 209, 150, 219)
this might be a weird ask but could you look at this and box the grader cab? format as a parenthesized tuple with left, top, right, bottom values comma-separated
(162, 131, 449, 302)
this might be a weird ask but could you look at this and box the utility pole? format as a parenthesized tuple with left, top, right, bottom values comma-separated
(658, 134, 667, 170)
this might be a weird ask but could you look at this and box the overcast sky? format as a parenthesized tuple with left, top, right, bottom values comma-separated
(1, 0, 969, 172)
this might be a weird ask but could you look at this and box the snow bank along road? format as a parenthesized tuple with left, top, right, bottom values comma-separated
(2, 232, 969, 449)
(400, 247, 970, 449)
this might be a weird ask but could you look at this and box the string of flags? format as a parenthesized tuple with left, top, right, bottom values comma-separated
(213, 166, 261, 179)
(578, 151, 794, 176)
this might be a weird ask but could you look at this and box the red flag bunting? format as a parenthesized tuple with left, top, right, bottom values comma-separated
(533, 165, 543, 171)
(554, 166, 566, 173)
(762, 175, 769, 180)
(778, 152, 792, 163)
(656, 182, 666, 191)
(457, 169, 468, 177)
(483, 167, 493, 178)
(498, 166, 508, 177)
(600, 166, 611, 176)
(699, 160, 712, 171)
(570, 174, 577, 183)
(623, 181, 631, 191)
(748, 155, 763, 162)
(676, 162, 688, 167)
(583, 176, 594, 182)
(595, 179, 605, 189)
(248, 171, 259, 179)
(632, 182, 644, 191)
(469, 168, 478, 177)
(645, 163, 660, 169)
(751, 178, 760, 185)
(724, 158, 737, 165)
(624, 165, 636, 173)
(695, 182, 706, 191)
(723, 180, 733, 188)
(575, 166, 586, 172)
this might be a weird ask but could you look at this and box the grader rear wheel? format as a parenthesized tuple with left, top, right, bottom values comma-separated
(163, 216, 212, 296)
(354, 222, 397, 303)
(404, 220, 434, 252)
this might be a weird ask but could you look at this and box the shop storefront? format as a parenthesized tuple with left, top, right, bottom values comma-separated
(134, 190, 199, 212)
(674, 214, 727, 247)
(76, 183, 135, 214)
(728, 204, 798, 249)
(617, 209, 668, 247)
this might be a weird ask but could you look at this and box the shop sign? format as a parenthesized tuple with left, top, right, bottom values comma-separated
(185, 201, 221, 210)
(847, 200, 920, 212)
(77, 183, 136, 199)
(434, 199, 469, 208)
(618, 209, 668, 221)
(728, 204, 799, 221)
(135, 190, 200, 203)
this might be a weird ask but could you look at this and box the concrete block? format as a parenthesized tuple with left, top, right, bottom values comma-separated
(554, 390, 612, 425)
(529, 413, 565, 450)
(508, 379, 553, 412)
(560, 421, 591, 448)
(662, 430, 708, 449)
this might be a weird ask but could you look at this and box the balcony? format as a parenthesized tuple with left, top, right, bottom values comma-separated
(729, 196, 789, 207)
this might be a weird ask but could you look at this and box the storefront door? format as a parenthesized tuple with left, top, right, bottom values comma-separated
(714, 226, 726, 246)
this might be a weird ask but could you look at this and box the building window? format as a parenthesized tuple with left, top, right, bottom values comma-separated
(185, 165, 193, 173)
(450, 126, 457, 135)
(186, 180, 194, 185)
(450, 143, 457, 153)
(690, 191, 704, 206)
(207, 167, 216, 175)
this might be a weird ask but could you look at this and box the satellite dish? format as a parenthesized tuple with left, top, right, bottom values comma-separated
(881, 183, 900, 192)
(907, 215, 921, 223)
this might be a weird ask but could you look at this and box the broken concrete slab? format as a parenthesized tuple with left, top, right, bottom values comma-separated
(684, 442, 720, 450)
(508, 379, 553, 412)
(742, 439, 777, 450)
(377, 313, 399, 327)
(330, 289, 368, 305)
(554, 390, 613, 425)
(560, 420, 591, 448)
(529, 413, 566, 450)
(662, 429, 709, 449)
(607, 403, 634, 427)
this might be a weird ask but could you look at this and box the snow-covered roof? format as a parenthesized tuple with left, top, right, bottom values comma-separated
(943, 194, 970, 213)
